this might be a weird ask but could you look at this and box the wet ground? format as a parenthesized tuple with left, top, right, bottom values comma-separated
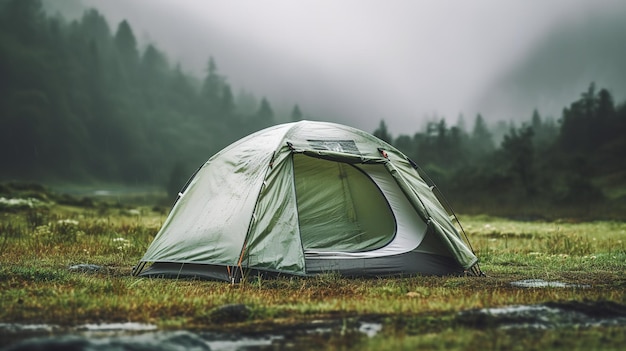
(0, 319, 381, 351)
(2, 300, 625, 350)
(457, 300, 626, 329)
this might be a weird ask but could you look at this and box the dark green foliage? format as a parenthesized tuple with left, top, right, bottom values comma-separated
(291, 104, 303, 122)
(166, 162, 188, 201)
(373, 119, 392, 144)
(114, 20, 138, 64)
(255, 97, 275, 128)
(0, 2, 273, 190)
(470, 113, 495, 158)
(559, 84, 625, 173)
(379, 83, 624, 217)
(501, 125, 535, 195)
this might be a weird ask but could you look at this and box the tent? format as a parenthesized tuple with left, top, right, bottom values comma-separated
(133, 121, 481, 281)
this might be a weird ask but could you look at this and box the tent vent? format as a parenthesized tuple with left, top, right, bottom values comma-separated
(308, 140, 360, 155)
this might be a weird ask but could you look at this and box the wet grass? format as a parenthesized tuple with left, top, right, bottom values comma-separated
(1, 204, 625, 350)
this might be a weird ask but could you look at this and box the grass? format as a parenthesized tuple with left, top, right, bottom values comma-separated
(1, 201, 625, 350)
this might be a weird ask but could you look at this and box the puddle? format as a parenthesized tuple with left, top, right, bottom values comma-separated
(0, 324, 57, 333)
(0, 320, 381, 351)
(0, 322, 157, 334)
(76, 322, 158, 333)
(2, 331, 211, 351)
(457, 301, 626, 329)
(510, 279, 590, 288)
(358, 322, 383, 337)
(199, 333, 282, 351)
(0, 323, 158, 350)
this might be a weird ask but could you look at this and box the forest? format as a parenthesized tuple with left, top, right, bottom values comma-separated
(373, 85, 626, 217)
(0, 0, 283, 187)
(1, 0, 625, 217)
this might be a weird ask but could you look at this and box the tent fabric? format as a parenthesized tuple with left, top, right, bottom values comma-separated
(135, 120, 479, 280)
(294, 156, 396, 252)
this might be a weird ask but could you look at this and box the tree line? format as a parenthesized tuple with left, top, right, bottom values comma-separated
(1, 0, 625, 216)
(0, 0, 304, 193)
(374, 83, 626, 216)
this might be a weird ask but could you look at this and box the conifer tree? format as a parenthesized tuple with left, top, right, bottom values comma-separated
(291, 104, 303, 122)
(256, 97, 274, 127)
(470, 114, 494, 158)
(114, 20, 138, 64)
(373, 119, 392, 144)
(201, 57, 223, 107)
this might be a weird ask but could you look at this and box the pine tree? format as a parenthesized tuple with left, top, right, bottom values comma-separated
(256, 97, 274, 127)
(470, 114, 494, 158)
(201, 57, 223, 107)
(220, 84, 235, 116)
(501, 125, 535, 195)
(114, 20, 138, 64)
(373, 119, 392, 144)
(291, 104, 303, 122)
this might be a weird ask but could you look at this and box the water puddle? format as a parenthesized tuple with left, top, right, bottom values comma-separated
(0, 319, 381, 351)
(457, 301, 626, 329)
(0, 322, 157, 334)
(510, 279, 590, 288)
(2, 331, 210, 351)
(0, 324, 56, 333)
(76, 322, 158, 333)
(358, 322, 383, 337)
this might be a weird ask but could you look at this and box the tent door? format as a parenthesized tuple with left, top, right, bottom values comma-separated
(293, 154, 396, 252)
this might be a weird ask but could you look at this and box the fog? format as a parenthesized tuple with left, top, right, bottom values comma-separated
(76, 0, 626, 134)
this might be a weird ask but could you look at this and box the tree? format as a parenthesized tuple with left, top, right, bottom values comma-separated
(595, 88, 616, 143)
(290, 104, 303, 122)
(255, 97, 274, 127)
(0, 3, 267, 183)
(220, 84, 235, 116)
(0, 90, 51, 174)
(0, 0, 45, 44)
(141, 44, 168, 74)
(530, 109, 558, 151)
(597, 88, 615, 119)
(456, 113, 467, 133)
(394, 134, 413, 157)
(501, 125, 535, 195)
(114, 20, 138, 64)
(559, 83, 613, 153)
(79, 9, 111, 47)
(470, 114, 494, 158)
(234, 89, 258, 116)
(373, 119, 392, 144)
(201, 57, 223, 107)
(111, 19, 139, 90)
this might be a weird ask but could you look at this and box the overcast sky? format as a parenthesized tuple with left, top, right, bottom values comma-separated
(81, 0, 626, 134)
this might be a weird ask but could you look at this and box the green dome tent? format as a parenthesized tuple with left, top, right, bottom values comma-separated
(133, 121, 481, 281)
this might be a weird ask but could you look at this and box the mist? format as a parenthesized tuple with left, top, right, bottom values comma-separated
(68, 0, 626, 134)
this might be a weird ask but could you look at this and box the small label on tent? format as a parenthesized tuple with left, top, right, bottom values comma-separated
(308, 140, 360, 155)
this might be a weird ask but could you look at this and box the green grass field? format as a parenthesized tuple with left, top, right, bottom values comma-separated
(1, 198, 625, 350)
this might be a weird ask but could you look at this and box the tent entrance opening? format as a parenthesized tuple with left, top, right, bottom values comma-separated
(293, 155, 395, 252)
